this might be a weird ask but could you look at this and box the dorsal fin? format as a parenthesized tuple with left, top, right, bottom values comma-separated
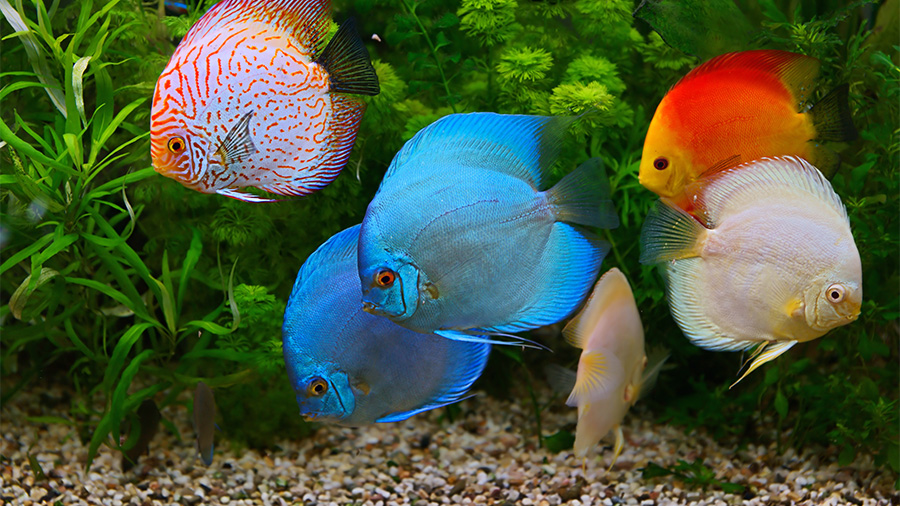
(293, 224, 360, 296)
(675, 50, 820, 106)
(698, 156, 849, 227)
(188, 0, 331, 58)
(384, 113, 576, 190)
(562, 268, 632, 349)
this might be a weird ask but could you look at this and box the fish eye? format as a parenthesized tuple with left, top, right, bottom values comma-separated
(375, 268, 396, 288)
(826, 284, 846, 304)
(306, 377, 328, 397)
(167, 136, 186, 153)
(653, 157, 669, 171)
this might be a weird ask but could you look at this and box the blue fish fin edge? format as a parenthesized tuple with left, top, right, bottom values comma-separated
(385, 113, 575, 187)
(489, 224, 607, 335)
(434, 329, 549, 351)
(377, 337, 491, 423)
(289, 225, 361, 306)
(546, 157, 619, 229)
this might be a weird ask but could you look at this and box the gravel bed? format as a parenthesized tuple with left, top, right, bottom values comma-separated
(1, 382, 895, 506)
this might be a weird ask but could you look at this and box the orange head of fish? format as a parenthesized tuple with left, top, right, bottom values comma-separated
(638, 106, 693, 201)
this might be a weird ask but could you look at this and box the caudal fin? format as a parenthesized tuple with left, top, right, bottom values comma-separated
(810, 84, 857, 143)
(546, 157, 620, 229)
(317, 18, 380, 96)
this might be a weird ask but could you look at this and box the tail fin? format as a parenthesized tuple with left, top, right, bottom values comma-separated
(317, 18, 380, 96)
(547, 157, 620, 229)
(809, 84, 857, 143)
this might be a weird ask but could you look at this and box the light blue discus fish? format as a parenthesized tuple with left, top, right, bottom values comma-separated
(282, 224, 491, 426)
(357, 113, 619, 344)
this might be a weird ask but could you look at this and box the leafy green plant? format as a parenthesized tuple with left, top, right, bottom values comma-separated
(642, 459, 746, 494)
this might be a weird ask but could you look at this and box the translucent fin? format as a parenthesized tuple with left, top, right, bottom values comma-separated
(545, 363, 577, 395)
(386, 113, 576, 188)
(562, 268, 632, 350)
(639, 200, 706, 264)
(216, 187, 278, 203)
(377, 339, 490, 423)
(488, 224, 608, 334)
(316, 18, 380, 96)
(565, 349, 625, 407)
(675, 50, 820, 106)
(638, 348, 670, 400)
(214, 110, 257, 166)
(730, 340, 797, 388)
(607, 425, 624, 472)
(699, 156, 849, 227)
(667, 258, 755, 352)
(809, 83, 857, 143)
(546, 157, 619, 229)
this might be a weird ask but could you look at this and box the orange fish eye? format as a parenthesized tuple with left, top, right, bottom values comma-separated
(307, 377, 328, 397)
(167, 136, 186, 153)
(653, 157, 669, 171)
(375, 268, 396, 288)
(826, 284, 846, 304)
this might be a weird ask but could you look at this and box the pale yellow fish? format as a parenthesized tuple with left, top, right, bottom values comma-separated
(640, 156, 862, 387)
(561, 268, 665, 469)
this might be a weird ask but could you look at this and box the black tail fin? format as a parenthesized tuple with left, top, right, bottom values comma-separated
(316, 18, 380, 96)
(809, 83, 857, 143)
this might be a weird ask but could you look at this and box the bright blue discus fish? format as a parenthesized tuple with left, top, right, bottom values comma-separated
(282, 225, 491, 426)
(357, 113, 619, 344)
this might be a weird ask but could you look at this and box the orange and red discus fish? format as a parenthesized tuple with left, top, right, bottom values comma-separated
(150, 0, 379, 202)
(639, 49, 856, 212)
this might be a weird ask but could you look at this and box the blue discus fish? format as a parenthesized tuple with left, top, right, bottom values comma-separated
(357, 113, 619, 344)
(282, 225, 491, 426)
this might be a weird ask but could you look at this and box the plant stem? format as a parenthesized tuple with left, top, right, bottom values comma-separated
(399, 0, 458, 113)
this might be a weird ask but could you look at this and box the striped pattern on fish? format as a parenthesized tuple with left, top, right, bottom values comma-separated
(150, 0, 379, 202)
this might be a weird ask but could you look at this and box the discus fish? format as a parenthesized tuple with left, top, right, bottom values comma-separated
(150, 0, 380, 202)
(640, 156, 862, 386)
(193, 382, 216, 465)
(282, 224, 490, 426)
(357, 113, 619, 345)
(639, 50, 857, 212)
(549, 269, 666, 468)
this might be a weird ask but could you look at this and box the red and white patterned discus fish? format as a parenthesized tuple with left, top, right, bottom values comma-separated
(150, 0, 379, 202)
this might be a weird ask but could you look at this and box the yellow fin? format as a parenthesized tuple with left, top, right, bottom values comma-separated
(730, 340, 798, 388)
(606, 425, 624, 472)
(566, 349, 624, 407)
(783, 297, 804, 319)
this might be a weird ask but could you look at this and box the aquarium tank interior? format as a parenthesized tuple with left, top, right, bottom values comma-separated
(0, 0, 897, 503)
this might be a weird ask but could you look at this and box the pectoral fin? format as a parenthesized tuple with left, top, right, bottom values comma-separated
(566, 349, 624, 407)
(211, 110, 256, 167)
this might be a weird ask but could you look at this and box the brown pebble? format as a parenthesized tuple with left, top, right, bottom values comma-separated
(449, 478, 467, 495)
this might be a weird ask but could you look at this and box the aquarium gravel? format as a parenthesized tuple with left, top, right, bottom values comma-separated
(1, 384, 894, 506)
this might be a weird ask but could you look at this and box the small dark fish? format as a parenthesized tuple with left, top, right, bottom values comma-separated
(193, 382, 216, 465)
(164, 1, 189, 15)
(122, 399, 161, 471)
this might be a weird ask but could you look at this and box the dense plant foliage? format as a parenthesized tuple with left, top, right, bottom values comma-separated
(1, 0, 896, 481)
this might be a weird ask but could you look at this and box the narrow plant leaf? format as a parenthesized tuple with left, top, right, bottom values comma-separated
(72, 56, 91, 127)
(9, 267, 58, 320)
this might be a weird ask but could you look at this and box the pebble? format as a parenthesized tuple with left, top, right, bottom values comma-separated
(1, 384, 896, 506)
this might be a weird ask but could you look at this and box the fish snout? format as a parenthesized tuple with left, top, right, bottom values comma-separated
(361, 301, 378, 314)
